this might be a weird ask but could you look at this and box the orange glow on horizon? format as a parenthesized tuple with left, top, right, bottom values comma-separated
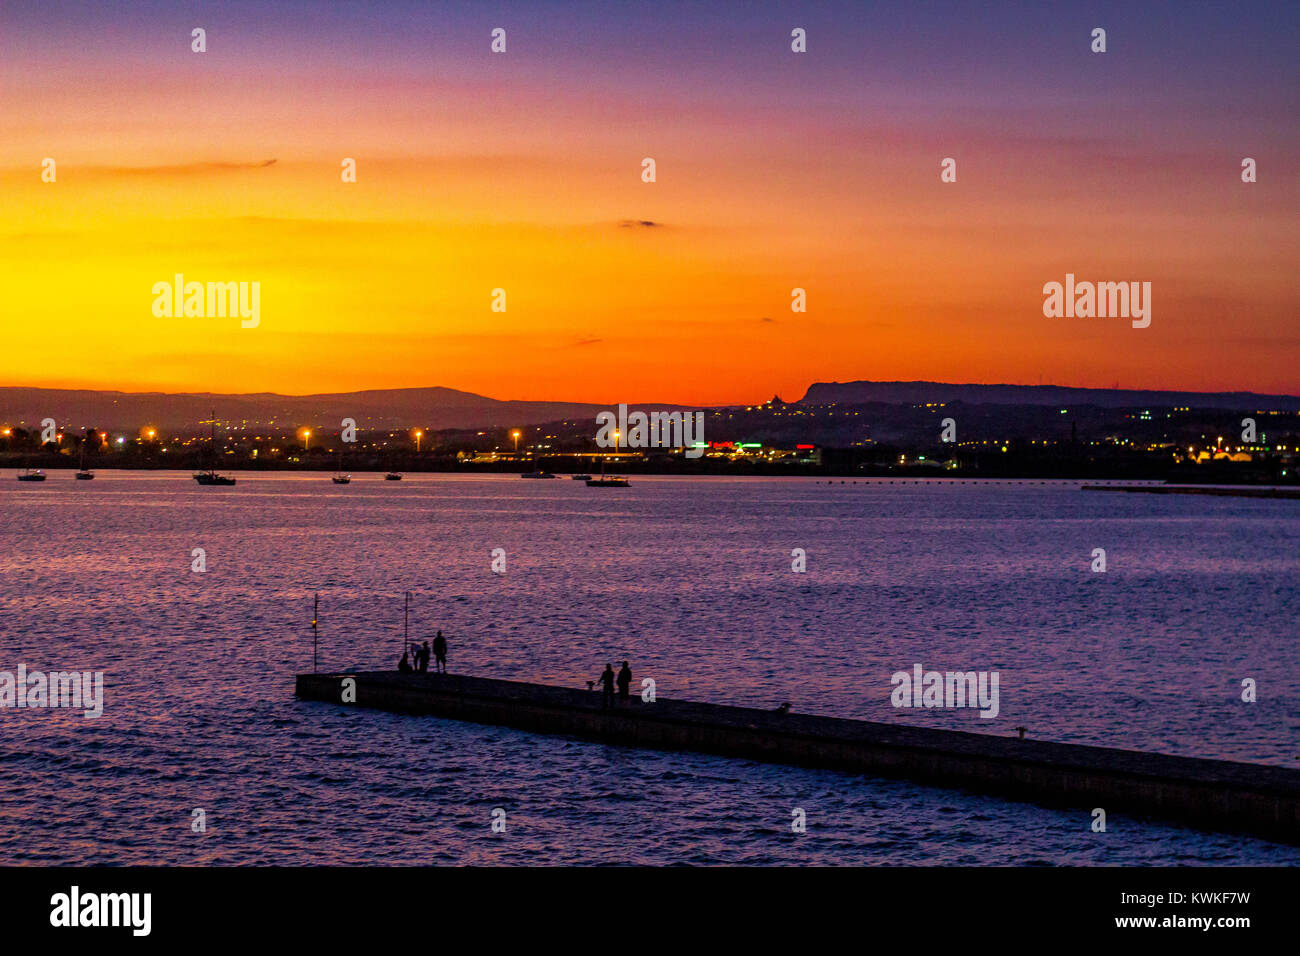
(1, 15, 1295, 404)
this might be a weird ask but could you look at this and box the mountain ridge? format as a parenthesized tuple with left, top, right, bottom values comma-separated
(3, 379, 1298, 431)
(796, 380, 1300, 411)
(0, 386, 695, 431)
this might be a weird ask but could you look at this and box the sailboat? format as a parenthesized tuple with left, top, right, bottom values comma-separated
(332, 446, 351, 484)
(193, 411, 236, 485)
(586, 450, 628, 487)
(75, 438, 94, 479)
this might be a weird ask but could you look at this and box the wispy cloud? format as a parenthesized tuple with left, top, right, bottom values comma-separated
(80, 159, 279, 176)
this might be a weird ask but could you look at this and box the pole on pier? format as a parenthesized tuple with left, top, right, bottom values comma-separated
(312, 593, 319, 673)
(404, 591, 410, 660)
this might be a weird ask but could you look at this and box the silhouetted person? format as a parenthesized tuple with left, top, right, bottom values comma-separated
(616, 661, 632, 702)
(596, 664, 615, 710)
(398, 651, 412, 673)
(419, 641, 431, 673)
(433, 631, 447, 673)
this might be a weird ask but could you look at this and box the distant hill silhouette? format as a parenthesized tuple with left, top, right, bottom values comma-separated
(4, 380, 1297, 432)
(797, 380, 1300, 411)
(0, 387, 691, 432)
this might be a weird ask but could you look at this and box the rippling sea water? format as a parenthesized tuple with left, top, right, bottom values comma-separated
(0, 472, 1296, 865)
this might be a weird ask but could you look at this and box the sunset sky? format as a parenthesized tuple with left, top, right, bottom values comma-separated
(1, 0, 1296, 405)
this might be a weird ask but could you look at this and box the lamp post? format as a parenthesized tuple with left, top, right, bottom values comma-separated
(403, 591, 411, 666)
(312, 593, 319, 673)
(415, 429, 423, 453)
(511, 430, 521, 456)
(303, 429, 312, 452)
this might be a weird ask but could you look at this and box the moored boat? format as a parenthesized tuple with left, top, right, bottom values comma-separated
(194, 471, 236, 486)
(332, 446, 351, 484)
(75, 441, 93, 479)
(586, 451, 628, 487)
(194, 411, 236, 485)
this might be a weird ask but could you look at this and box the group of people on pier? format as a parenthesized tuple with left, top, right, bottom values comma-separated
(396, 638, 634, 711)
(399, 631, 448, 674)
(594, 661, 633, 709)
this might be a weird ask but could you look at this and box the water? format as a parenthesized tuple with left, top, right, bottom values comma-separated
(1, 472, 1296, 864)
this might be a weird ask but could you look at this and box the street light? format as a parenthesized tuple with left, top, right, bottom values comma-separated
(302, 429, 311, 451)
(511, 429, 521, 455)
(415, 429, 423, 453)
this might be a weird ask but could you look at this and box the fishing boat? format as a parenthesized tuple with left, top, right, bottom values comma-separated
(571, 473, 591, 481)
(384, 473, 402, 481)
(16, 467, 46, 482)
(193, 411, 236, 485)
(521, 470, 557, 479)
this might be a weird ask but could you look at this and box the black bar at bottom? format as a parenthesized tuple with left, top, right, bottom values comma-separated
(0, 866, 1285, 943)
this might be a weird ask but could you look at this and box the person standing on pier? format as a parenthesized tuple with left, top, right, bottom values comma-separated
(596, 664, 616, 709)
(418, 641, 431, 673)
(616, 661, 632, 704)
(398, 650, 412, 673)
(433, 631, 447, 674)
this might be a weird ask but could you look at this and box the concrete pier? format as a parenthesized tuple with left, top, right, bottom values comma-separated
(295, 671, 1300, 844)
